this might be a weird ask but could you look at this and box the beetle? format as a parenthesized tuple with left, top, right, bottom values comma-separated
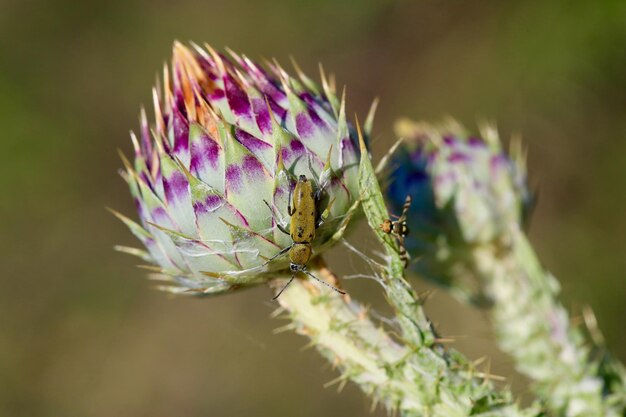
(263, 174, 345, 300)
(380, 195, 412, 267)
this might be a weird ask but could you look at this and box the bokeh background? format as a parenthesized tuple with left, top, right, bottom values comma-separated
(1, 1, 624, 416)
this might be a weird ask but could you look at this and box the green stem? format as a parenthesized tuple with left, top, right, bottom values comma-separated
(271, 257, 541, 416)
(470, 228, 626, 417)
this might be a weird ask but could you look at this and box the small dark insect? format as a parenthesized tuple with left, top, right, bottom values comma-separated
(263, 174, 345, 300)
(380, 195, 412, 267)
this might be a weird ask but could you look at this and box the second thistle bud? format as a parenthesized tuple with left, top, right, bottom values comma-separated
(387, 119, 532, 300)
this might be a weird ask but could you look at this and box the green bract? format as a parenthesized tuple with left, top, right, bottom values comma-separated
(114, 42, 362, 295)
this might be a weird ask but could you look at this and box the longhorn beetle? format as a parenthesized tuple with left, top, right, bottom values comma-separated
(380, 195, 412, 267)
(263, 174, 345, 300)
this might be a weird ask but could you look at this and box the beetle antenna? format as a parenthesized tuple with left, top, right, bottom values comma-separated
(272, 274, 296, 300)
(303, 270, 346, 295)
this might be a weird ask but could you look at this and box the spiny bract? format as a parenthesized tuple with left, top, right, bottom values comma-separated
(114, 42, 364, 295)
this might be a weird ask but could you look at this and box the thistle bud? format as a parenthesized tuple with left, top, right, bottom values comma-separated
(387, 119, 531, 300)
(114, 42, 362, 295)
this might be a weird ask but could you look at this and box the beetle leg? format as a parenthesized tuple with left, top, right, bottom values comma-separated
(263, 200, 290, 236)
(398, 234, 409, 268)
(272, 273, 296, 300)
(287, 183, 295, 216)
(262, 245, 291, 267)
(313, 188, 323, 202)
(316, 196, 336, 228)
(276, 223, 290, 236)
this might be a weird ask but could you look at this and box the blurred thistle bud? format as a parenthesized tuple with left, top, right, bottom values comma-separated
(386, 118, 532, 301)
(113, 42, 363, 295)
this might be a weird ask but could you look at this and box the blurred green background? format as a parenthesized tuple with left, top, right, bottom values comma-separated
(1, 0, 624, 416)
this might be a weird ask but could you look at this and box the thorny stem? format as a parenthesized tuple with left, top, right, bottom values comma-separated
(470, 228, 626, 417)
(271, 258, 416, 415)
(270, 257, 541, 417)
